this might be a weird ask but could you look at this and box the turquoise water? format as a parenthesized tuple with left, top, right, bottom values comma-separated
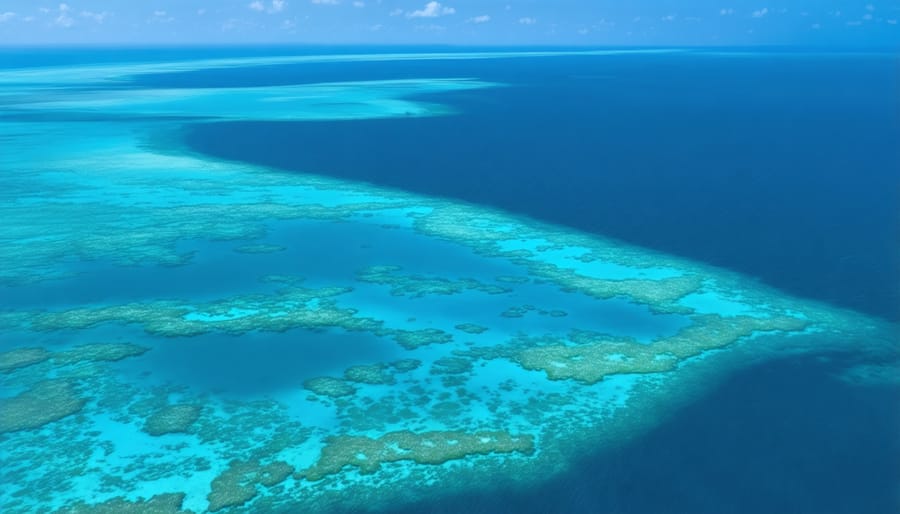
(0, 48, 897, 514)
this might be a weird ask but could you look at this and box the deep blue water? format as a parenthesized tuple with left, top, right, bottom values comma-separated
(174, 51, 900, 322)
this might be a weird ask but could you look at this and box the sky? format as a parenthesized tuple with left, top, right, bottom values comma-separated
(0, 1, 897, 46)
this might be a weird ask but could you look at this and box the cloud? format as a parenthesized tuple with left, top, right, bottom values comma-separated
(752, 8, 768, 18)
(251, 1, 288, 13)
(720, 8, 734, 16)
(467, 15, 490, 24)
(414, 23, 446, 31)
(80, 10, 109, 23)
(406, 2, 455, 19)
(47, 2, 75, 27)
(0, 12, 15, 22)
(311, 0, 338, 4)
(353, 1, 365, 7)
(149, 10, 174, 23)
(518, 17, 536, 25)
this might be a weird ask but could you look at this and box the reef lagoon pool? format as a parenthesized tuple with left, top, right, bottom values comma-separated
(1, 48, 898, 514)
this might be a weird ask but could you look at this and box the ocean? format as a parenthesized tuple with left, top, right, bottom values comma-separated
(0, 47, 897, 514)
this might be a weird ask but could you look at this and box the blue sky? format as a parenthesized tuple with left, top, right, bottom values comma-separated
(0, 1, 897, 46)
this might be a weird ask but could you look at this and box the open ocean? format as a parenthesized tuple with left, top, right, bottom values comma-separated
(0, 47, 898, 514)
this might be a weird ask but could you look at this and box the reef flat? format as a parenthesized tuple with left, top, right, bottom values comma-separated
(0, 51, 896, 514)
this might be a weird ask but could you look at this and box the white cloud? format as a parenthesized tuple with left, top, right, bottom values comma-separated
(80, 10, 109, 23)
(661, 14, 676, 21)
(518, 17, 536, 25)
(866, 4, 875, 11)
(311, 0, 338, 4)
(251, 1, 289, 13)
(467, 15, 490, 24)
(53, 3, 75, 27)
(720, 8, 734, 16)
(406, 2, 454, 19)
(149, 10, 174, 23)
(887, 19, 897, 25)
(353, 1, 365, 7)
(752, 8, 768, 18)
(197, 8, 207, 15)
(414, 23, 446, 31)
(0, 12, 15, 22)
(389, 8, 403, 16)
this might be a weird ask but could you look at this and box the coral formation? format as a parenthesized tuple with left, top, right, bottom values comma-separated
(303, 377, 357, 398)
(0, 347, 50, 373)
(207, 460, 293, 512)
(513, 314, 808, 383)
(54, 343, 150, 365)
(299, 430, 535, 481)
(0, 380, 86, 433)
(455, 323, 489, 334)
(390, 359, 422, 372)
(358, 265, 511, 297)
(389, 328, 454, 350)
(431, 357, 474, 375)
(56, 493, 192, 514)
(344, 363, 396, 385)
(143, 404, 202, 436)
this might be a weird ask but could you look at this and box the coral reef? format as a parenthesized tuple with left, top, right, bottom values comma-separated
(0, 347, 50, 373)
(143, 405, 202, 436)
(303, 377, 357, 398)
(389, 328, 454, 350)
(358, 265, 511, 297)
(455, 323, 489, 334)
(0, 380, 86, 433)
(513, 314, 808, 383)
(344, 363, 396, 385)
(299, 430, 535, 481)
(390, 359, 422, 373)
(54, 343, 150, 365)
(207, 460, 293, 512)
(56, 493, 193, 514)
(431, 357, 474, 375)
